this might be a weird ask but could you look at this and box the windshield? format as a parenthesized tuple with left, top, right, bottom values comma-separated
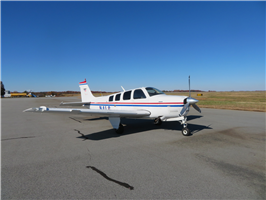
(145, 87, 165, 97)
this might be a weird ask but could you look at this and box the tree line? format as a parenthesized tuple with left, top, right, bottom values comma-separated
(1, 81, 5, 96)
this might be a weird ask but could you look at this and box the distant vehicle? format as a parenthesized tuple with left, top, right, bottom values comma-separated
(10, 92, 28, 97)
(45, 95, 56, 97)
(24, 77, 201, 136)
(4, 90, 11, 98)
(3, 90, 36, 98)
(27, 93, 37, 97)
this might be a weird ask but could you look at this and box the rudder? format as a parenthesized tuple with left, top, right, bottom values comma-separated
(79, 79, 96, 102)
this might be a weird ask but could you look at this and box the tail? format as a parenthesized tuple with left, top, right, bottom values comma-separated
(79, 79, 96, 102)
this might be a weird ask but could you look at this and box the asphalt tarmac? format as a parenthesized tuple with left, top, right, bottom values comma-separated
(2, 97, 265, 199)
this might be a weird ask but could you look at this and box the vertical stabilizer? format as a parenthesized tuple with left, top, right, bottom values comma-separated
(79, 79, 96, 102)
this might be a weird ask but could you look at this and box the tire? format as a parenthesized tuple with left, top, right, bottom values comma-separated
(182, 127, 191, 136)
(115, 123, 124, 134)
(154, 118, 162, 126)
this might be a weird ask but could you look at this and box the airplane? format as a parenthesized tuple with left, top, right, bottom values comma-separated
(24, 76, 201, 136)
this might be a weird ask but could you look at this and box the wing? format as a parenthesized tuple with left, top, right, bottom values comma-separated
(23, 106, 151, 118)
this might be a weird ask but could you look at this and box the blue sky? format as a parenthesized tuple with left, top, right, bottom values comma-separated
(1, 1, 265, 92)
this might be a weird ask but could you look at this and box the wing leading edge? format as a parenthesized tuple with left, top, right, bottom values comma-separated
(23, 106, 151, 118)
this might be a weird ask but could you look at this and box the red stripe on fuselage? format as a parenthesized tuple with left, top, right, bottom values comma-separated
(91, 102, 183, 105)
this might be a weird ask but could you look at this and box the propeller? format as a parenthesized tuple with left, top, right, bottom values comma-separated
(180, 76, 201, 116)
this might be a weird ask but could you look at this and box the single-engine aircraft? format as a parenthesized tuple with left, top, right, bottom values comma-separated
(24, 76, 201, 136)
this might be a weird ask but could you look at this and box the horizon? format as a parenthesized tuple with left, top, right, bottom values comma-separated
(6, 89, 266, 93)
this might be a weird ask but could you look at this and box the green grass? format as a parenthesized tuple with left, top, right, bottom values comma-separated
(166, 91, 266, 112)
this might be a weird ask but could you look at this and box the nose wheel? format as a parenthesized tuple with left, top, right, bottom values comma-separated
(182, 127, 191, 136)
(180, 117, 191, 136)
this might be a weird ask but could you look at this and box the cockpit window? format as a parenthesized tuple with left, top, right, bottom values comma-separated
(134, 89, 146, 99)
(145, 87, 165, 97)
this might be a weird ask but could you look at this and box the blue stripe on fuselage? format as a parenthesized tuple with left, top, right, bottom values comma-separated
(91, 104, 183, 107)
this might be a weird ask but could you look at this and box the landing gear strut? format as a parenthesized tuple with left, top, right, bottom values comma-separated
(180, 117, 191, 136)
(115, 123, 124, 134)
(154, 117, 162, 125)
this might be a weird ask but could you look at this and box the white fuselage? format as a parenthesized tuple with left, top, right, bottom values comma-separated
(89, 87, 187, 121)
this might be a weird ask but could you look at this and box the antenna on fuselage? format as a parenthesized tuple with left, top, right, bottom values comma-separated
(121, 86, 125, 92)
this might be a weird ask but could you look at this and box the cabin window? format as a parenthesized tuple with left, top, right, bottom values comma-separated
(145, 87, 165, 97)
(115, 93, 121, 101)
(123, 91, 131, 100)
(133, 89, 146, 99)
(109, 95, 114, 102)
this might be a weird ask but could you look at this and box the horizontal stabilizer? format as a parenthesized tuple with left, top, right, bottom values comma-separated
(60, 101, 90, 106)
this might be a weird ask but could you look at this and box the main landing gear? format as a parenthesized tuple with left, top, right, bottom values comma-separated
(154, 117, 162, 125)
(180, 117, 191, 136)
(115, 123, 124, 134)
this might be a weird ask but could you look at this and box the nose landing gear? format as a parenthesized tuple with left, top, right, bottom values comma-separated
(180, 118, 191, 136)
(181, 127, 191, 136)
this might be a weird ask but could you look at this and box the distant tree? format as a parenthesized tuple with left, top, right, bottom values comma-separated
(1, 81, 5, 96)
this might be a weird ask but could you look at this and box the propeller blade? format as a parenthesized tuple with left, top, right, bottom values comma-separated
(180, 103, 189, 116)
(189, 76, 191, 97)
(192, 104, 201, 113)
(179, 76, 201, 116)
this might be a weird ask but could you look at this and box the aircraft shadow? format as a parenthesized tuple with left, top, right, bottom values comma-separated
(187, 115, 203, 121)
(85, 117, 108, 121)
(77, 115, 211, 141)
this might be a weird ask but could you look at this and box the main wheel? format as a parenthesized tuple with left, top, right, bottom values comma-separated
(115, 123, 124, 134)
(154, 118, 162, 126)
(182, 127, 191, 136)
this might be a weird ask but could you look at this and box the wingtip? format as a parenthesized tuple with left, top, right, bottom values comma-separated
(23, 106, 47, 112)
(23, 108, 35, 112)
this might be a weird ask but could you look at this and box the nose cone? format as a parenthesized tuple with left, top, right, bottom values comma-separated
(187, 97, 199, 104)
